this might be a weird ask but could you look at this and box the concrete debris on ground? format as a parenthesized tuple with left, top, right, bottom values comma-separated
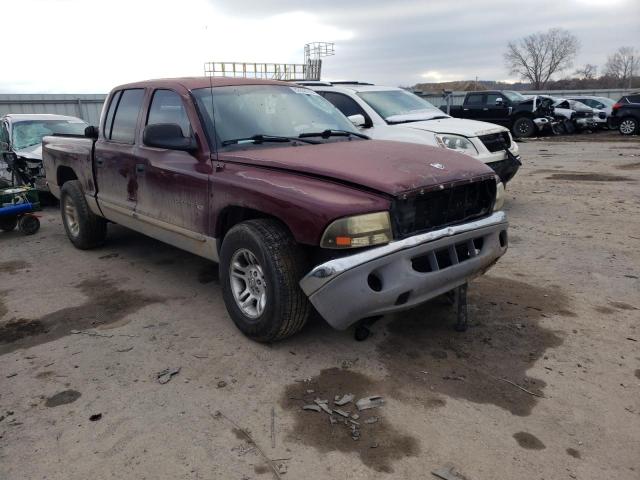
(432, 464, 469, 480)
(302, 404, 321, 412)
(355, 396, 385, 411)
(334, 394, 354, 406)
(156, 367, 181, 384)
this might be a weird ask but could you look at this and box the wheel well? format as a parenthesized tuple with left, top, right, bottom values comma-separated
(216, 206, 281, 240)
(57, 166, 78, 187)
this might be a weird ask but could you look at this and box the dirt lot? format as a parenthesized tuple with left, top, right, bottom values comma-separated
(1, 137, 639, 480)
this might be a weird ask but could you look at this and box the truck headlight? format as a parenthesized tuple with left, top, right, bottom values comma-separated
(321, 212, 392, 249)
(435, 134, 478, 156)
(494, 180, 505, 211)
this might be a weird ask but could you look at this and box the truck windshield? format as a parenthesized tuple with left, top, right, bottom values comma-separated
(192, 85, 358, 147)
(12, 119, 87, 150)
(356, 90, 441, 120)
(503, 91, 526, 102)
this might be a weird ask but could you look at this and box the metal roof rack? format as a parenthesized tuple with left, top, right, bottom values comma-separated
(330, 81, 375, 85)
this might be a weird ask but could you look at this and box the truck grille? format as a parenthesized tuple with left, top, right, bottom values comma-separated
(391, 178, 496, 239)
(479, 132, 511, 152)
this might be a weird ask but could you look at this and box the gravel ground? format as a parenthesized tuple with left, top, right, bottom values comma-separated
(1, 138, 639, 480)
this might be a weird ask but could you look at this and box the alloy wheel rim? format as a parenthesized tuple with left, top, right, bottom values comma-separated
(63, 197, 80, 237)
(229, 248, 267, 319)
(620, 120, 635, 134)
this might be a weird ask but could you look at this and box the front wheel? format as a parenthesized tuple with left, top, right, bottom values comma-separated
(219, 219, 310, 342)
(619, 117, 638, 136)
(60, 180, 107, 249)
(512, 117, 535, 138)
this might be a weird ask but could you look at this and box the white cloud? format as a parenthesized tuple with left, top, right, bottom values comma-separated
(0, 0, 352, 93)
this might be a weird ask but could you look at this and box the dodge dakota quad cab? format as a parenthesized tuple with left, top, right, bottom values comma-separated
(42, 77, 508, 342)
(0, 114, 88, 191)
(297, 82, 521, 184)
(447, 90, 554, 138)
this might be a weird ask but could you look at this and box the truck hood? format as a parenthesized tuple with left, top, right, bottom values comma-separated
(14, 144, 43, 161)
(219, 140, 494, 196)
(399, 117, 507, 137)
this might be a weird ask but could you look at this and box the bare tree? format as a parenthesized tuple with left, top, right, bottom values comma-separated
(504, 28, 580, 90)
(575, 63, 598, 80)
(605, 46, 639, 88)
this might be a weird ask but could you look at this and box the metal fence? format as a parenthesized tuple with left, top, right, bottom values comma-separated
(416, 88, 636, 108)
(0, 94, 107, 125)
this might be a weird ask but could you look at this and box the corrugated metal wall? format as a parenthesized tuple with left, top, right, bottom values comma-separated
(416, 88, 636, 108)
(0, 94, 107, 125)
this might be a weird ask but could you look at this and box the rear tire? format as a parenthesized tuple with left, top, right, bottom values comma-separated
(18, 215, 40, 235)
(619, 117, 638, 136)
(60, 180, 107, 249)
(220, 219, 310, 342)
(512, 117, 535, 138)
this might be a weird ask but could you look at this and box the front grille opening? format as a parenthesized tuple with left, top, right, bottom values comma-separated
(393, 178, 496, 239)
(367, 272, 383, 292)
(479, 132, 511, 152)
(499, 230, 508, 248)
(435, 249, 453, 269)
(395, 291, 411, 305)
(411, 236, 485, 274)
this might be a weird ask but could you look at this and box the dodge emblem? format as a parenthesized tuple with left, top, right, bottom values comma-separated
(430, 163, 445, 170)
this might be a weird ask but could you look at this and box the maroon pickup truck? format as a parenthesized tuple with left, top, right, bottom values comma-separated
(42, 77, 508, 342)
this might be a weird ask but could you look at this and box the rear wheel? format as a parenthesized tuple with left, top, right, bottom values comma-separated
(60, 180, 107, 249)
(220, 219, 310, 342)
(18, 215, 40, 235)
(512, 117, 535, 138)
(619, 117, 638, 135)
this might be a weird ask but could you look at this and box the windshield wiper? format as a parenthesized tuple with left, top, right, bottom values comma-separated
(221, 134, 319, 146)
(298, 129, 369, 140)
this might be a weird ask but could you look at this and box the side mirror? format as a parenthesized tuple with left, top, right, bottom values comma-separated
(143, 123, 197, 152)
(0, 141, 9, 152)
(495, 97, 504, 106)
(347, 114, 366, 127)
(84, 125, 99, 139)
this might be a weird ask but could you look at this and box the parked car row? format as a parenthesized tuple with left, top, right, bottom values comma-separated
(38, 77, 509, 342)
(442, 90, 640, 137)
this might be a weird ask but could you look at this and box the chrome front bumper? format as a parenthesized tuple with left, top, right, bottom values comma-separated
(300, 211, 509, 330)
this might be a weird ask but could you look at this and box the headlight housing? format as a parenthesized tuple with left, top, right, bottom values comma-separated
(494, 179, 505, 211)
(321, 211, 392, 249)
(435, 134, 479, 156)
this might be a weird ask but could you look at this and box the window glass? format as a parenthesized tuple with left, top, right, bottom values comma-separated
(627, 95, 640, 103)
(357, 90, 441, 119)
(321, 92, 367, 118)
(465, 94, 485, 106)
(503, 91, 526, 102)
(192, 85, 357, 147)
(110, 89, 144, 143)
(557, 101, 570, 109)
(11, 119, 87, 150)
(103, 91, 121, 139)
(486, 93, 502, 105)
(147, 90, 191, 136)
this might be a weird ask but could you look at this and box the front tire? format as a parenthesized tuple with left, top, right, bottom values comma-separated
(60, 180, 107, 249)
(619, 117, 638, 136)
(512, 117, 535, 138)
(220, 219, 310, 342)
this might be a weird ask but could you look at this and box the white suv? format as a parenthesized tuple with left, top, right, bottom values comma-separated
(300, 82, 521, 184)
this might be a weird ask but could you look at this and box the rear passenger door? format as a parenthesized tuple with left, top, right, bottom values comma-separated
(94, 88, 145, 212)
(462, 93, 485, 119)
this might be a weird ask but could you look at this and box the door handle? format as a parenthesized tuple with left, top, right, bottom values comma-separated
(136, 164, 145, 174)
(483, 108, 488, 111)
(95, 158, 104, 167)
